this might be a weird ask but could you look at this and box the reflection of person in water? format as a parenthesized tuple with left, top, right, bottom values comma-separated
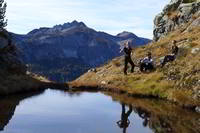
(117, 103, 133, 133)
(136, 107, 150, 127)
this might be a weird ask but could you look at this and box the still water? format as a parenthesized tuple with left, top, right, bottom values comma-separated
(0, 89, 200, 133)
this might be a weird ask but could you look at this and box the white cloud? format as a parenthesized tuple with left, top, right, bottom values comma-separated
(5, 0, 170, 38)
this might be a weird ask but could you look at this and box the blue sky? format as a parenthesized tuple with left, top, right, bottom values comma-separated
(6, 0, 169, 39)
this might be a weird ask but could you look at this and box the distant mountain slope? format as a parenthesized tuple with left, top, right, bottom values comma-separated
(11, 21, 151, 82)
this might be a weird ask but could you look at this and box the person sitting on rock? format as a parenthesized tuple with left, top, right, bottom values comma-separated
(160, 40, 179, 67)
(120, 41, 135, 75)
(140, 52, 154, 72)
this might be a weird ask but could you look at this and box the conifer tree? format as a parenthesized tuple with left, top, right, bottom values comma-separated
(0, 0, 7, 29)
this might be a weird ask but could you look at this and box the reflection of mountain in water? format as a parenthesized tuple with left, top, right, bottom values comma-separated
(106, 92, 200, 133)
(0, 91, 44, 131)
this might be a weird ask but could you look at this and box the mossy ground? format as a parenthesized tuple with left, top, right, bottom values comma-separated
(70, 24, 200, 107)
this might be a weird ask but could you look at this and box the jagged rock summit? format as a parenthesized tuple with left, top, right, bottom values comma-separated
(153, 0, 200, 41)
(27, 20, 87, 36)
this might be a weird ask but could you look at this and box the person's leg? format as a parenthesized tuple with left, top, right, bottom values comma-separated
(124, 57, 128, 75)
(148, 64, 154, 71)
(168, 55, 175, 61)
(140, 63, 145, 72)
(162, 55, 175, 67)
(143, 64, 148, 71)
(128, 58, 135, 73)
(161, 56, 168, 67)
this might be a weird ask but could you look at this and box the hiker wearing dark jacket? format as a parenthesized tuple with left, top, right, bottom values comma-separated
(161, 40, 179, 67)
(140, 52, 154, 72)
(120, 42, 135, 75)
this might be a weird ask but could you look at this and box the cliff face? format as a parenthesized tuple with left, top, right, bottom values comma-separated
(11, 21, 150, 82)
(153, 0, 200, 41)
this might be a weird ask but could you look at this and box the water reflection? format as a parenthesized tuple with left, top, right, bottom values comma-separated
(0, 90, 199, 133)
(133, 106, 174, 133)
(117, 103, 132, 133)
(0, 91, 44, 131)
(105, 92, 200, 133)
(135, 107, 150, 127)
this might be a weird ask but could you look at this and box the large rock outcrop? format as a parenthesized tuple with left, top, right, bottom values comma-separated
(153, 0, 200, 41)
(0, 30, 26, 74)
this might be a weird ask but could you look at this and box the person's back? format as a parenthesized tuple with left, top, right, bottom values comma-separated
(122, 42, 135, 75)
(172, 44, 179, 56)
(141, 56, 153, 65)
(124, 46, 132, 57)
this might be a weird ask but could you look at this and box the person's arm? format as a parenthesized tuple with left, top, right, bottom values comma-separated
(142, 57, 148, 63)
(148, 58, 153, 64)
(120, 46, 124, 53)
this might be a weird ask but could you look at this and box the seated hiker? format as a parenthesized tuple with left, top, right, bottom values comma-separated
(140, 52, 154, 72)
(161, 40, 179, 67)
(120, 41, 135, 75)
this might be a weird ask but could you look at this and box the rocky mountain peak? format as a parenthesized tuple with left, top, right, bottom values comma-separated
(53, 20, 87, 30)
(117, 31, 138, 39)
(27, 20, 87, 36)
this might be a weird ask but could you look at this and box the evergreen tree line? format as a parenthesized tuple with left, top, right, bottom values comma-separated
(0, 0, 7, 29)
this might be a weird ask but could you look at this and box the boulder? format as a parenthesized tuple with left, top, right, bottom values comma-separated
(195, 106, 200, 113)
(191, 48, 200, 54)
(163, 0, 183, 13)
(101, 81, 107, 85)
(187, 16, 200, 31)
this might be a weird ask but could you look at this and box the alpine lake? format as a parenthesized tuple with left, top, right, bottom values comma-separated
(0, 89, 200, 133)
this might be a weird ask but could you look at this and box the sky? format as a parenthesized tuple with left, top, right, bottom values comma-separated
(6, 0, 169, 39)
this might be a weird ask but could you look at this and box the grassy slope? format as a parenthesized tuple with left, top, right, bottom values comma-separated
(70, 23, 200, 107)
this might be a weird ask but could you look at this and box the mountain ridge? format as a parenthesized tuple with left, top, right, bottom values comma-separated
(11, 20, 151, 82)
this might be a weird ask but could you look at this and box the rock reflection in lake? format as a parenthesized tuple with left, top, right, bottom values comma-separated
(0, 89, 199, 133)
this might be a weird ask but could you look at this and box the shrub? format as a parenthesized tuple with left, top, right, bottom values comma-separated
(0, 0, 7, 29)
